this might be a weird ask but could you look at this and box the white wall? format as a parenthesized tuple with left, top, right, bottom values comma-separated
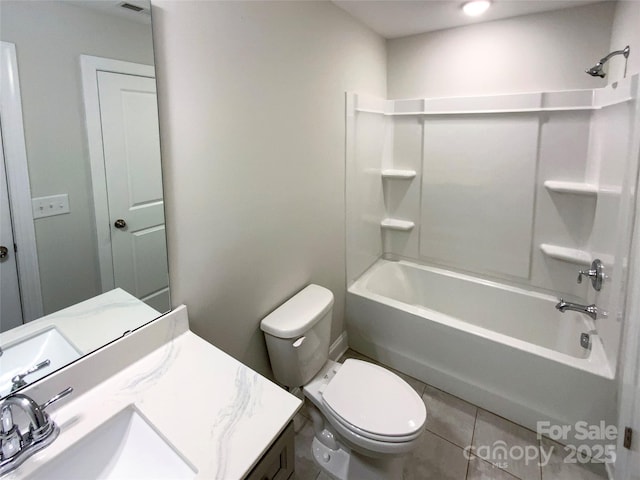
(0, 2, 154, 314)
(387, 2, 615, 99)
(608, 1, 640, 83)
(151, 0, 386, 376)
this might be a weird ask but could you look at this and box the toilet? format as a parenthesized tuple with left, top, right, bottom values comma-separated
(260, 284, 426, 480)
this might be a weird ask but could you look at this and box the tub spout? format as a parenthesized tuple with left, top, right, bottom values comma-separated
(555, 298, 599, 320)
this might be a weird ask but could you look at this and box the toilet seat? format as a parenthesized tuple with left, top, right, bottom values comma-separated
(322, 401, 423, 444)
(320, 359, 426, 443)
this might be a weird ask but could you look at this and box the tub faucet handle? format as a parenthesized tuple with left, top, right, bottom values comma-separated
(576, 259, 605, 291)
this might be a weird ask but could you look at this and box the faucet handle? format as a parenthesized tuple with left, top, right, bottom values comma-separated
(577, 268, 597, 283)
(40, 387, 73, 411)
(11, 359, 51, 392)
(0, 406, 24, 460)
(576, 259, 605, 291)
(26, 387, 73, 443)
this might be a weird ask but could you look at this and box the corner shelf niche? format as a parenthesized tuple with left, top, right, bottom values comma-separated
(540, 243, 592, 264)
(381, 218, 415, 231)
(543, 180, 597, 196)
(381, 169, 416, 180)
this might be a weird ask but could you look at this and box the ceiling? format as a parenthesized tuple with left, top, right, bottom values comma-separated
(67, 0, 151, 25)
(332, 0, 605, 39)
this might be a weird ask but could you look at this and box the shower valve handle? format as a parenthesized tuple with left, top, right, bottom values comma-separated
(576, 259, 605, 291)
(576, 271, 593, 283)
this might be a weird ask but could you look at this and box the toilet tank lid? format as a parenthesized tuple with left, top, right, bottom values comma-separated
(260, 284, 334, 338)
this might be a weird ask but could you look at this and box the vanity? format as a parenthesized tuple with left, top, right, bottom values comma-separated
(1, 305, 302, 479)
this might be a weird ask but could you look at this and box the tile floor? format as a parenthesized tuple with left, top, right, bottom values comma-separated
(293, 349, 609, 480)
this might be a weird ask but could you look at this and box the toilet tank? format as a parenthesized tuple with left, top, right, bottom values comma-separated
(260, 284, 334, 388)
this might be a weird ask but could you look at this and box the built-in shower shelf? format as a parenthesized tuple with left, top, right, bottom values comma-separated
(381, 219, 415, 231)
(381, 169, 417, 180)
(543, 181, 598, 196)
(540, 244, 592, 264)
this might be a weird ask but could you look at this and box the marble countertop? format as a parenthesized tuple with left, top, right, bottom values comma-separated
(0, 288, 161, 354)
(0, 289, 162, 397)
(6, 306, 302, 479)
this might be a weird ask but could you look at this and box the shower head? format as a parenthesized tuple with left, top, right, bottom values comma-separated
(586, 62, 606, 78)
(586, 45, 630, 78)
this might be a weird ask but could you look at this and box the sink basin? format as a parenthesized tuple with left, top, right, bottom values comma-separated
(0, 327, 82, 397)
(26, 406, 197, 480)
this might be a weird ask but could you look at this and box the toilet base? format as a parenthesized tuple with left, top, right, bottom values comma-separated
(311, 437, 404, 480)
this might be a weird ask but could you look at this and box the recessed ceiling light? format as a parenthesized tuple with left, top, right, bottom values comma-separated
(462, 0, 491, 17)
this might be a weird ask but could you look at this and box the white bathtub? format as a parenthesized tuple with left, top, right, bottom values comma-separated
(346, 259, 616, 441)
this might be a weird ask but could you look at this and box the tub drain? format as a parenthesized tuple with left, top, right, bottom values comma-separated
(580, 332, 591, 349)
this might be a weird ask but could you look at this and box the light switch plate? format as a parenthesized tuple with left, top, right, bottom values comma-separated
(32, 194, 70, 219)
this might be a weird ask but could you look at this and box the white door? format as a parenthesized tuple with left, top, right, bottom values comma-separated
(97, 71, 169, 312)
(617, 290, 640, 479)
(0, 128, 24, 332)
(616, 219, 640, 479)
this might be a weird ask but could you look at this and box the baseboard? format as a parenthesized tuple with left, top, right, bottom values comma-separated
(329, 331, 349, 361)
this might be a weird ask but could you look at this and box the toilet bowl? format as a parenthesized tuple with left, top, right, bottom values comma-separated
(260, 284, 426, 480)
(303, 359, 426, 479)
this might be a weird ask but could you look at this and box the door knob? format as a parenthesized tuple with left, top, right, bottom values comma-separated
(0, 246, 8, 259)
(114, 219, 127, 229)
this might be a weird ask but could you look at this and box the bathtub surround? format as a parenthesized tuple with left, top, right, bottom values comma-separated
(585, 80, 640, 372)
(152, 0, 386, 377)
(348, 77, 639, 296)
(345, 93, 389, 283)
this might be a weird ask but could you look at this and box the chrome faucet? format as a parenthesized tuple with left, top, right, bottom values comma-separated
(11, 360, 51, 392)
(577, 259, 605, 291)
(555, 298, 599, 320)
(0, 387, 72, 475)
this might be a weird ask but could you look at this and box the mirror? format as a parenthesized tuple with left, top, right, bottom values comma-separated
(0, 0, 169, 397)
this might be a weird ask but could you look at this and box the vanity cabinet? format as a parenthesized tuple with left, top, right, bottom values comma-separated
(245, 421, 295, 480)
